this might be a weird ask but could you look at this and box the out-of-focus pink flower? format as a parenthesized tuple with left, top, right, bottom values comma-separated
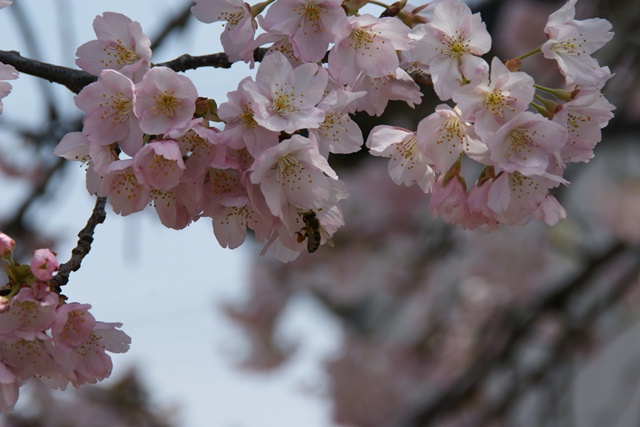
(50, 321, 131, 387)
(30, 249, 59, 282)
(429, 172, 472, 228)
(76, 12, 152, 82)
(133, 67, 198, 135)
(0, 286, 58, 341)
(0, 0, 13, 9)
(0, 62, 18, 115)
(0, 232, 14, 259)
(0, 361, 18, 413)
(51, 303, 97, 351)
(541, 0, 613, 86)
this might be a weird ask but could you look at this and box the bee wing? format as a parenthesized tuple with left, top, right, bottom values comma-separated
(319, 225, 334, 248)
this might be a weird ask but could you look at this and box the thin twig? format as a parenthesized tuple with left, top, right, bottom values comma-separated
(50, 197, 107, 292)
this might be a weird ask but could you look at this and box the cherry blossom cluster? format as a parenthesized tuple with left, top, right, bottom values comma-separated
(50, 0, 615, 261)
(0, 232, 131, 413)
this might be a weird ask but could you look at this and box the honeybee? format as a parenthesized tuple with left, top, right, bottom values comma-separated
(296, 210, 322, 253)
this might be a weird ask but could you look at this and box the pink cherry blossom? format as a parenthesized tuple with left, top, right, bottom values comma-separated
(261, 0, 346, 63)
(133, 140, 186, 190)
(191, 0, 257, 63)
(0, 285, 58, 341)
(0, 361, 18, 413)
(51, 304, 97, 351)
(201, 168, 274, 250)
(310, 88, 365, 156)
(484, 171, 565, 225)
(329, 14, 412, 85)
(50, 321, 130, 387)
(248, 135, 342, 219)
(30, 249, 59, 282)
(410, 0, 491, 100)
(486, 111, 567, 176)
(100, 159, 151, 216)
(554, 88, 615, 164)
(0, 0, 13, 9)
(74, 69, 143, 156)
(76, 12, 152, 82)
(429, 172, 472, 228)
(349, 68, 422, 116)
(0, 62, 18, 115)
(150, 184, 199, 230)
(416, 104, 487, 174)
(217, 76, 280, 157)
(366, 125, 436, 193)
(452, 56, 535, 137)
(541, 0, 613, 86)
(0, 232, 14, 259)
(246, 52, 328, 133)
(133, 67, 198, 135)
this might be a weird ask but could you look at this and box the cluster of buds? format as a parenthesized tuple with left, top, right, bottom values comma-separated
(48, 0, 614, 261)
(0, 232, 130, 413)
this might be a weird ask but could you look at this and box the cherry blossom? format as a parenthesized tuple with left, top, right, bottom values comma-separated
(329, 14, 413, 85)
(429, 170, 472, 228)
(485, 111, 567, 176)
(100, 159, 151, 216)
(554, 88, 615, 164)
(452, 56, 536, 137)
(133, 67, 198, 135)
(541, 0, 613, 86)
(349, 67, 422, 116)
(217, 76, 280, 157)
(261, 0, 346, 63)
(74, 69, 143, 156)
(245, 52, 328, 133)
(191, 0, 257, 63)
(76, 12, 152, 82)
(0, 232, 14, 259)
(416, 104, 487, 173)
(366, 125, 436, 193)
(0, 0, 13, 9)
(248, 135, 342, 219)
(410, 0, 491, 100)
(30, 249, 59, 282)
(133, 140, 186, 191)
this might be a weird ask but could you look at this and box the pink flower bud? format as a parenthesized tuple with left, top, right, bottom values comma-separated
(0, 232, 14, 259)
(30, 249, 59, 281)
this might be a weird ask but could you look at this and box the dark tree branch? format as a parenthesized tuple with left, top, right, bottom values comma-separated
(392, 241, 629, 427)
(0, 49, 269, 94)
(50, 197, 107, 292)
(0, 50, 96, 94)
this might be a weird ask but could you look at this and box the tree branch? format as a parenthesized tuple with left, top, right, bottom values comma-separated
(50, 196, 107, 292)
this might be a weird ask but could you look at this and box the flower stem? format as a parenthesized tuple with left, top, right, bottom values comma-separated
(516, 46, 542, 61)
